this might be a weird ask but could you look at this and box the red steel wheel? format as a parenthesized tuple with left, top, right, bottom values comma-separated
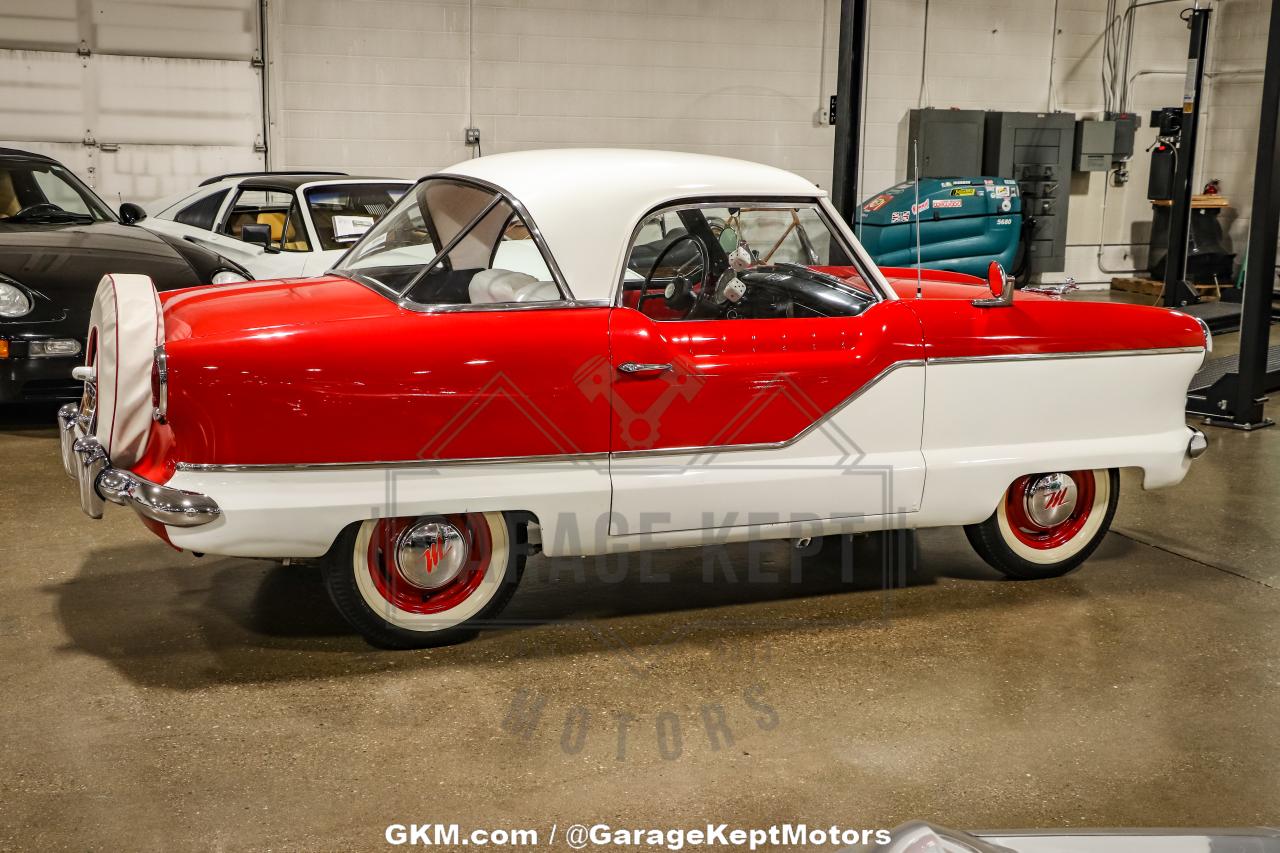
(323, 511, 526, 649)
(964, 468, 1119, 579)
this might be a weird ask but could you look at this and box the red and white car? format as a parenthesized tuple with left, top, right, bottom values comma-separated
(58, 150, 1210, 648)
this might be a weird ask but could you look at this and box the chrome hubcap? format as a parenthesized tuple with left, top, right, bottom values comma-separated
(394, 519, 468, 589)
(1024, 473, 1078, 528)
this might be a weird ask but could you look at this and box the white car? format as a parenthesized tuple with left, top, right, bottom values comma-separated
(144, 171, 413, 279)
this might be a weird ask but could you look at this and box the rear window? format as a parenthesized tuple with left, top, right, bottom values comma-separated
(174, 189, 229, 230)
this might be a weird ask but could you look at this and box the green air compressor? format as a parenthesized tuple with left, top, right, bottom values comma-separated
(855, 177, 1023, 279)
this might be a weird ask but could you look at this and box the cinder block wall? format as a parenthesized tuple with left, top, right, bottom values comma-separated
(268, 0, 842, 189)
(270, 0, 1268, 285)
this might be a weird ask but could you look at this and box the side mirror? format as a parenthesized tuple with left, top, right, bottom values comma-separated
(972, 261, 1015, 308)
(118, 202, 147, 225)
(241, 223, 279, 253)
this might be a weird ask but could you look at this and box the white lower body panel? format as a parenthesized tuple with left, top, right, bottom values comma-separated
(913, 350, 1203, 527)
(163, 350, 1203, 559)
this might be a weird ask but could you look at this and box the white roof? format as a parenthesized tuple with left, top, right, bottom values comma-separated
(437, 149, 825, 303)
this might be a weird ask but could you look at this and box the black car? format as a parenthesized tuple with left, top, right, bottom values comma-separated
(0, 148, 251, 402)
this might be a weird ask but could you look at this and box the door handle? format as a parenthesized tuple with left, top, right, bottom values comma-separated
(617, 361, 672, 375)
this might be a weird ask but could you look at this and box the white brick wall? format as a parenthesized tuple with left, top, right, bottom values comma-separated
(270, 0, 841, 188)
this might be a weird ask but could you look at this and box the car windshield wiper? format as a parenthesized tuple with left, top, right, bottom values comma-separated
(4, 209, 95, 224)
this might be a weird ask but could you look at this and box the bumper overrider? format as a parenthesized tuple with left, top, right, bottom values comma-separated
(57, 403, 220, 528)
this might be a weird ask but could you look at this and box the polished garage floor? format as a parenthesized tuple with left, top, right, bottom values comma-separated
(3, 338, 1280, 849)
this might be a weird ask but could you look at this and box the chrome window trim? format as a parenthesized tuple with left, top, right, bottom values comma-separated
(395, 298, 610, 315)
(611, 196, 887, 311)
(332, 174, 579, 313)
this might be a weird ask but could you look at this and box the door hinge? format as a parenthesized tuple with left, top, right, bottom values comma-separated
(253, 134, 267, 153)
(82, 131, 97, 147)
(77, 41, 91, 58)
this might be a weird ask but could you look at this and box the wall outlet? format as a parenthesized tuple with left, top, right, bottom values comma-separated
(465, 127, 481, 145)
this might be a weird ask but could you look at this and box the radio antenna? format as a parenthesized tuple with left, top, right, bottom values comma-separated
(913, 140, 923, 299)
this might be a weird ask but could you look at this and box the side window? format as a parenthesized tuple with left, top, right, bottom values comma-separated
(174, 189, 229, 230)
(621, 202, 871, 322)
(221, 188, 312, 252)
(340, 179, 563, 307)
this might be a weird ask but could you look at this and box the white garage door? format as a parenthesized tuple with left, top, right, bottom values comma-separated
(0, 0, 266, 207)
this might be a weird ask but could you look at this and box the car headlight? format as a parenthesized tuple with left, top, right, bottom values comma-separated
(211, 269, 249, 285)
(0, 282, 32, 317)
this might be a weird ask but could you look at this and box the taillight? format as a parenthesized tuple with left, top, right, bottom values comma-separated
(151, 345, 168, 423)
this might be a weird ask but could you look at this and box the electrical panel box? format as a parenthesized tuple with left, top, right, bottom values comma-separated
(1104, 111, 1140, 160)
(907, 109, 985, 179)
(983, 111, 1076, 273)
(1074, 120, 1116, 171)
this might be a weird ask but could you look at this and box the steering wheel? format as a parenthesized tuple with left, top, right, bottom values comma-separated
(637, 234, 708, 319)
(10, 202, 62, 220)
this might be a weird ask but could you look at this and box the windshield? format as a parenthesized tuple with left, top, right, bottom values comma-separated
(0, 161, 114, 224)
(304, 182, 408, 251)
(337, 178, 563, 307)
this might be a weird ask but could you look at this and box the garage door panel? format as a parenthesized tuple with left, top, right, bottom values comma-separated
(0, 140, 93, 176)
(0, 0, 79, 51)
(0, 50, 85, 142)
(94, 0, 258, 60)
(0, 2, 264, 206)
(95, 54, 262, 146)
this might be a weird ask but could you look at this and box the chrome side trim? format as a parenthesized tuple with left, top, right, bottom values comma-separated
(176, 451, 613, 473)
(925, 346, 1204, 365)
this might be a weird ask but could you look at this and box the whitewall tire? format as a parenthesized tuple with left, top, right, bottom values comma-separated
(322, 511, 526, 649)
(964, 468, 1119, 579)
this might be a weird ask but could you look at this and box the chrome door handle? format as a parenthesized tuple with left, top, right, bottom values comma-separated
(618, 361, 672, 375)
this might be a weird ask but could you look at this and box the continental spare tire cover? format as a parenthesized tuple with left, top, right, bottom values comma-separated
(84, 273, 163, 467)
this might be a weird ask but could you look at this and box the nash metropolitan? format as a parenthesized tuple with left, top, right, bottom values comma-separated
(57, 150, 1210, 648)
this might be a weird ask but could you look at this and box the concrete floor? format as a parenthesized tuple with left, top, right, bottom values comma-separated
(3, 328, 1280, 850)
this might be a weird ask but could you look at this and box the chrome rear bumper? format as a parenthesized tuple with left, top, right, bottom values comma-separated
(57, 403, 220, 528)
(1188, 426, 1209, 459)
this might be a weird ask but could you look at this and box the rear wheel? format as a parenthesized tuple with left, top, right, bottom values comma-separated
(322, 511, 525, 649)
(964, 468, 1118, 579)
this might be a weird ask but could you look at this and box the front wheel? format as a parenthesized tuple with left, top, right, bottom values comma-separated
(322, 511, 525, 649)
(964, 468, 1119, 580)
